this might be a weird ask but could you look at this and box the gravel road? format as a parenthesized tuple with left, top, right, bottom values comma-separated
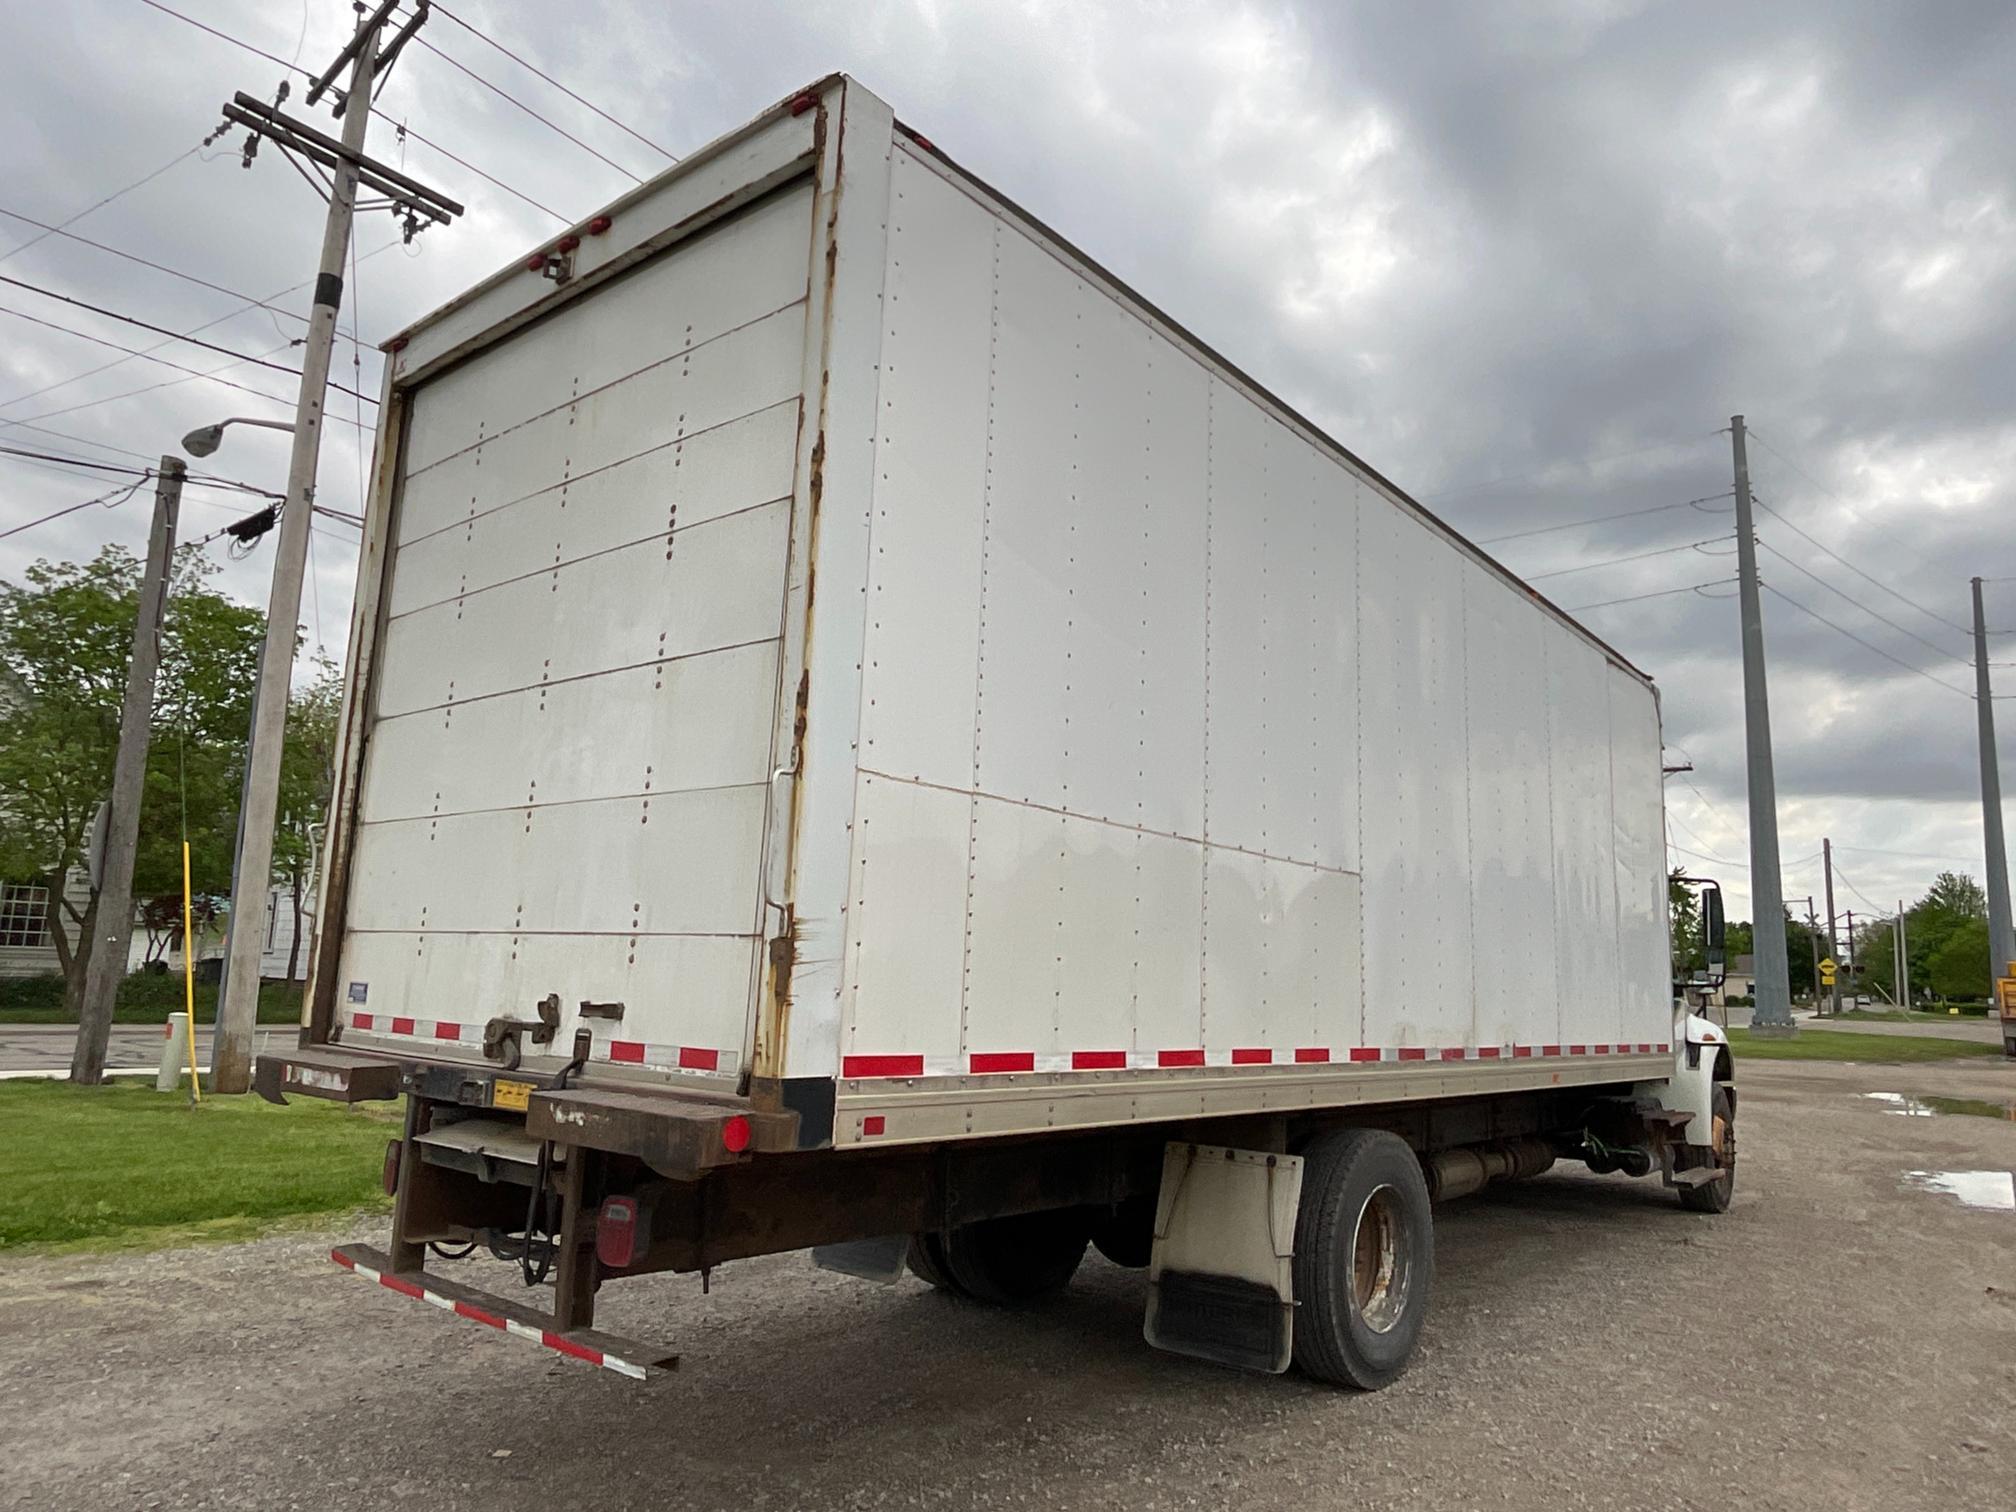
(4, 1058, 2013, 1512)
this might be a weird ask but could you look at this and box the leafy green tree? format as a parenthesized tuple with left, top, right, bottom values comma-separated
(1928, 918, 1992, 1001)
(0, 545, 267, 1015)
(1669, 871, 1702, 975)
(272, 658, 341, 979)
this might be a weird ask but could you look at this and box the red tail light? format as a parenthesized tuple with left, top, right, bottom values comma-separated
(721, 1114, 752, 1154)
(597, 1195, 648, 1268)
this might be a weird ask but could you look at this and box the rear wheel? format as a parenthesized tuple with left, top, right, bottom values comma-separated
(906, 1232, 966, 1294)
(939, 1209, 1090, 1303)
(1089, 1195, 1157, 1269)
(1678, 1084, 1736, 1214)
(1292, 1128, 1434, 1389)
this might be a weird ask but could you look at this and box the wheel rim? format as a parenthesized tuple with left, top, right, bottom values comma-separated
(1710, 1108, 1735, 1187)
(1350, 1184, 1412, 1334)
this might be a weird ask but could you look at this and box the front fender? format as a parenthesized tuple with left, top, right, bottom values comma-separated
(1659, 1015, 1734, 1147)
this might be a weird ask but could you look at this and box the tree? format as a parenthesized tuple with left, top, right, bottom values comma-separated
(273, 658, 341, 980)
(1929, 918, 1992, 1001)
(1669, 871, 1702, 975)
(0, 545, 265, 1016)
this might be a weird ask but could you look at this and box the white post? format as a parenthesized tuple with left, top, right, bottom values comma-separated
(157, 1012, 191, 1091)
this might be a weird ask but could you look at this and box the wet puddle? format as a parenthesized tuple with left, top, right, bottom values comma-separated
(1901, 1170, 2016, 1211)
(1863, 1091, 2016, 1121)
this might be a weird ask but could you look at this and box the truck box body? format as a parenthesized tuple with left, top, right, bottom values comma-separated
(312, 76, 1673, 1155)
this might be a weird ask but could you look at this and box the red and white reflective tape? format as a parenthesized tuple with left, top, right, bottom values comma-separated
(331, 1249, 651, 1380)
(840, 1043, 1672, 1079)
(347, 1013, 735, 1077)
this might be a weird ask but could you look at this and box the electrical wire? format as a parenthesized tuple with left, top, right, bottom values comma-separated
(409, 34, 643, 182)
(1476, 493, 1731, 546)
(0, 477, 148, 540)
(135, 0, 570, 225)
(1754, 535, 1967, 668)
(1757, 491, 1975, 645)
(1835, 842, 1979, 865)
(0, 205, 382, 354)
(1569, 577, 1735, 613)
(0, 144, 199, 265)
(391, 120, 568, 223)
(1524, 535, 1723, 583)
(1761, 584, 1975, 696)
(432, 1, 678, 162)
(0, 304, 368, 426)
(0, 273, 376, 403)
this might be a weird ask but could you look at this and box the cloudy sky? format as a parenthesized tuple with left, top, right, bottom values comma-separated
(2, 0, 2012, 926)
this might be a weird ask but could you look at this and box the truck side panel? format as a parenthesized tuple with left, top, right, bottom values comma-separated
(831, 137, 1670, 1126)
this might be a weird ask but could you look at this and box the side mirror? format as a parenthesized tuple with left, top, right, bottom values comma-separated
(1702, 883, 1726, 968)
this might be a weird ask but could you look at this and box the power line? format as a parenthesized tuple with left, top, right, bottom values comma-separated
(0, 205, 379, 351)
(1761, 583, 1975, 697)
(136, 0, 568, 225)
(432, 2, 678, 163)
(1477, 493, 1731, 546)
(1835, 842, 1978, 865)
(0, 443, 277, 497)
(409, 33, 643, 182)
(1750, 495, 1974, 643)
(0, 477, 150, 540)
(1570, 577, 1736, 613)
(0, 273, 375, 403)
(0, 303, 340, 417)
(0, 144, 199, 265)
(1755, 537, 1968, 669)
(1525, 535, 1723, 583)
(391, 119, 568, 223)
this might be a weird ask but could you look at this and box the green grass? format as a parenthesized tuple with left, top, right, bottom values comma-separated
(1726, 1026, 2004, 1063)
(1838, 1006, 1992, 1024)
(0, 1081, 393, 1253)
(0, 972, 301, 1026)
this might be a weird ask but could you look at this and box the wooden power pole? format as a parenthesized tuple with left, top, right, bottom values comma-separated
(70, 459, 182, 1084)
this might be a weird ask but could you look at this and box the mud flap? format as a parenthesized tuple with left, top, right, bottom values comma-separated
(1143, 1143, 1303, 1373)
(811, 1234, 911, 1283)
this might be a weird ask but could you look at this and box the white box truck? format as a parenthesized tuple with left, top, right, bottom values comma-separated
(262, 74, 1738, 1389)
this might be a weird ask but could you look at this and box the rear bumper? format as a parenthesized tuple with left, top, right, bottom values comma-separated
(255, 1045, 800, 1179)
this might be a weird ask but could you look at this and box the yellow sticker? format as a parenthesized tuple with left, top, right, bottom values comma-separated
(491, 1078, 533, 1112)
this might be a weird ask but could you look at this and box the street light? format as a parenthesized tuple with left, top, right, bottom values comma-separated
(182, 416, 296, 457)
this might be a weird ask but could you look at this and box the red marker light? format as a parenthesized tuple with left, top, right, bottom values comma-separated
(525, 253, 547, 272)
(596, 1195, 647, 1268)
(386, 334, 408, 353)
(587, 214, 613, 235)
(721, 1114, 752, 1154)
(788, 91, 819, 117)
(556, 234, 580, 253)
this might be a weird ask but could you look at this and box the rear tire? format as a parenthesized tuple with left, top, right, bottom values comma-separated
(906, 1232, 966, 1294)
(939, 1209, 1090, 1303)
(1292, 1128, 1434, 1390)
(1678, 1084, 1736, 1214)
(1089, 1195, 1157, 1269)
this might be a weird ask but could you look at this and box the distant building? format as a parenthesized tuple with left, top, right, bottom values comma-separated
(1711, 953, 1757, 1007)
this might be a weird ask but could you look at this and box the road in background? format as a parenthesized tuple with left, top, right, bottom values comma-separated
(0, 1023, 292, 1077)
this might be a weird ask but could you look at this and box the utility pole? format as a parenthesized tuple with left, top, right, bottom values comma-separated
(209, 1, 457, 1092)
(1972, 577, 2015, 988)
(1886, 907, 1903, 1012)
(1806, 898, 1821, 1008)
(1730, 416, 1794, 1032)
(1844, 908, 1855, 1003)
(1822, 837, 1842, 1016)
(70, 459, 182, 1084)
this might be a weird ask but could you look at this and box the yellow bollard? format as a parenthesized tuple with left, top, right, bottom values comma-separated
(182, 840, 202, 1104)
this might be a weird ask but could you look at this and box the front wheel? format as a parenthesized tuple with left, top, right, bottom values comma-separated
(1292, 1128, 1434, 1389)
(1678, 1084, 1736, 1213)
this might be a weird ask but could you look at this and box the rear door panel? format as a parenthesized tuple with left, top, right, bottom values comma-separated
(335, 184, 814, 1082)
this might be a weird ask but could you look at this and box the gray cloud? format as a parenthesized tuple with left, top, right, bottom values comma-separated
(0, 0, 2010, 920)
